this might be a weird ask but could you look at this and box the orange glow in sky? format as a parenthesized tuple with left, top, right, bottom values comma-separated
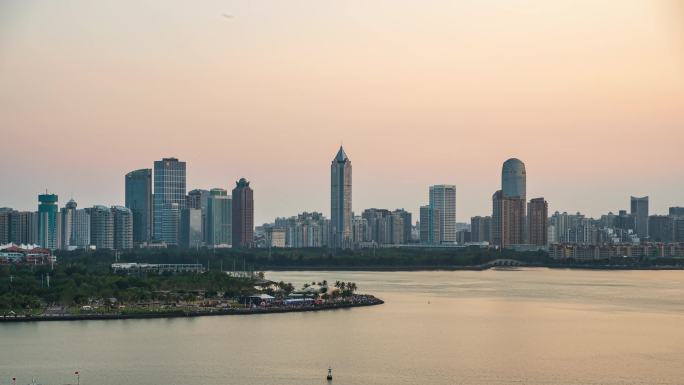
(1, 0, 683, 223)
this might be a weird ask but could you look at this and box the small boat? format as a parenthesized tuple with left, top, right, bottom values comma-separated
(327, 367, 333, 381)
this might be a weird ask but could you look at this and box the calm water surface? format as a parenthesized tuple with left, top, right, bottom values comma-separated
(1, 268, 684, 385)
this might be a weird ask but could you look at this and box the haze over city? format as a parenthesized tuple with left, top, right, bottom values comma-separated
(1, 0, 683, 224)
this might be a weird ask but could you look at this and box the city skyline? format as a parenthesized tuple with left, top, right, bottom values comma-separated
(0, 149, 682, 226)
(1, 1, 683, 224)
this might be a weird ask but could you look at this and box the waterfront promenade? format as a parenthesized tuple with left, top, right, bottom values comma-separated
(0, 295, 383, 323)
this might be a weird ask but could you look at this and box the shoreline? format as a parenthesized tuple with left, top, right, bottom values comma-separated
(258, 264, 684, 271)
(0, 297, 384, 323)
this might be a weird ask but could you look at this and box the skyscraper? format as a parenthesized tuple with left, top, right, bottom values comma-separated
(232, 178, 254, 248)
(187, 189, 210, 246)
(153, 158, 186, 244)
(37, 193, 59, 250)
(502, 158, 526, 200)
(125, 168, 152, 244)
(112, 206, 133, 250)
(528, 198, 548, 246)
(90, 205, 114, 250)
(331, 146, 352, 248)
(207, 188, 232, 247)
(429, 185, 456, 243)
(630, 196, 649, 239)
(492, 159, 527, 248)
(419, 205, 440, 244)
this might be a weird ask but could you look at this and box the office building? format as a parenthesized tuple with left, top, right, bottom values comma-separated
(125, 168, 153, 243)
(180, 208, 203, 249)
(630, 196, 649, 239)
(37, 193, 59, 250)
(419, 205, 440, 244)
(59, 199, 90, 249)
(429, 185, 456, 243)
(492, 159, 527, 248)
(207, 188, 231, 247)
(331, 146, 353, 248)
(153, 158, 186, 243)
(232, 178, 254, 248)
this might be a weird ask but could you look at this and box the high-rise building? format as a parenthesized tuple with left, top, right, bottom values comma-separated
(180, 208, 203, 249)
(630, 196, 649, 239)
(419, 205, 440, 244)
(648, 215, 674, 243)
(470, 216, 491, 243)
(395, 209, 413, 244)
(0, 208, 10, 244)
(125, 168, 153, 244)
(8, 211, 38, 245)
(331, 146, 352, 248)
(59, 199, 90, 249)
(153, 158, 186, 243)
(90, 205, 114, 250)
(207, 188, 232, 247)
(161, 202, 180, 246)
(502, 158, 526, 200)
(669, 207, 684, 219)
(232, 178, 254, 248)
(528, 198, 548, 246)
(37, 193, 59, 250)
(111, 206, 133, 250)
(274, 212, 330, 248)
(187, 189, 210, 245)
(492, 190, 525, 248)
(492, 159, 527, 248)
(429, 185, 456, 243)
(361, 208, 408, 245)
(675, 219, 684, 242)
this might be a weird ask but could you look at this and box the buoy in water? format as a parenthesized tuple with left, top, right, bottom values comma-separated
(327, 367, 333, 381)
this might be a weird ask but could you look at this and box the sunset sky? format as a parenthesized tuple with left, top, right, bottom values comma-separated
(1, 0, 683, 224)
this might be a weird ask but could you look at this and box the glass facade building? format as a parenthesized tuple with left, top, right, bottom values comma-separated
(207, 188, 232, 247)
(153, 158, 186, 244)
(125, 168, 153, 244)
(38, 193, 59, 250)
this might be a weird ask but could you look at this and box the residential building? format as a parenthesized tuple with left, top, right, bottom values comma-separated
(112, 206, 133, 250)
(90, 205, 114, 250)
(470, 216, 491, 243)
(429, 185, 456, 243)
(528, 198, 548, 246)
(648, 215, 674, 243)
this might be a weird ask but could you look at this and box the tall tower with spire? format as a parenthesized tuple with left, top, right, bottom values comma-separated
(331, 146, 352, 248)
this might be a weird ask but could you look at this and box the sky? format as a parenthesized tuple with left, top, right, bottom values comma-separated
(1, 0, 683, 224)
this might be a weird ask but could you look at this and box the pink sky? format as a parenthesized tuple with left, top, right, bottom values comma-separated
(1, 0, 683, 224)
